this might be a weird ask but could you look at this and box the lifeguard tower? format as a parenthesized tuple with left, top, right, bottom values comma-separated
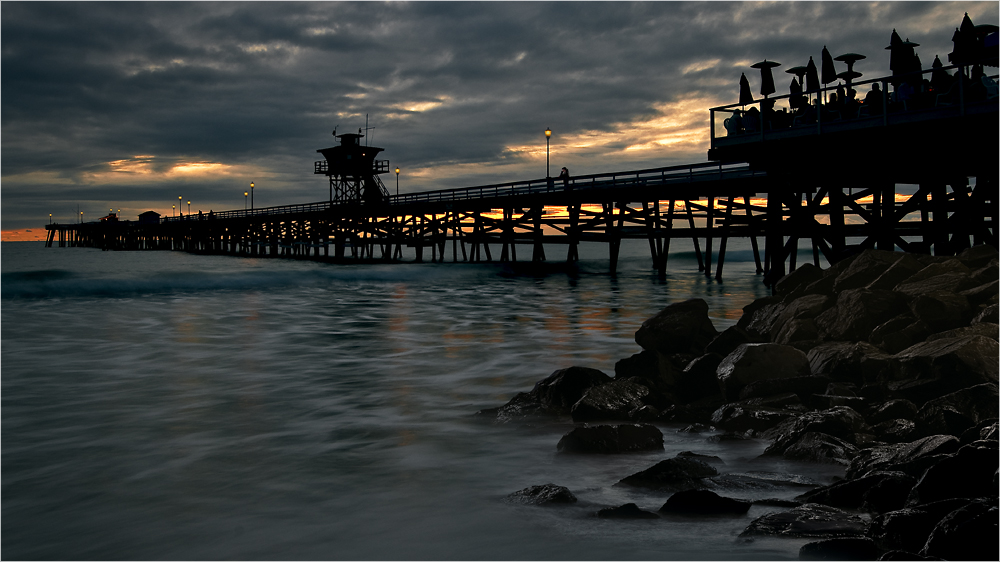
(315, 130, 391, 205)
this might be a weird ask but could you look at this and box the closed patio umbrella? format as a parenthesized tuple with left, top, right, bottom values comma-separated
(789, 77, 803, 108)
(821, 46, 838, 85)
(805, 56, 820, 92)
(739, 72, 754, 107)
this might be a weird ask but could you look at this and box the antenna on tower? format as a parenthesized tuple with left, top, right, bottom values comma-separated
(333, 125, 338, 137)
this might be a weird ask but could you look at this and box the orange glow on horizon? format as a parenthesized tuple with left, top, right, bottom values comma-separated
(2, 229, 48, 242)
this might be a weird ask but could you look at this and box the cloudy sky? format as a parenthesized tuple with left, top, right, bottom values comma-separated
(2, 1, 995, 238)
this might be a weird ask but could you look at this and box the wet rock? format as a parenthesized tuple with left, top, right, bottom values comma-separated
(797, 471, 914, 510)
(739, 503, 867, 538)
(870, 316, 933, 354)
(906, 440, 999, 506)
(894, 260, 975, 298)
(762, 406, 870, 456)
(799, 537, 880, 561)
(774, 262, 824, 298)
(658, 489, 751, 515)
(504, 484, 578, 505)
(706, 326, 761, 358)
(556, 423, 663, 454)
(774, 318, 821, 346)
(571, 378, 650, 422)
(960, 279, 999, 307)
(868, 399, 919, 425)
(908, 290, 972, 333)
(717, 343, 811, 400)
(876, 550, 939, 560)
(890, 336, 999, 399)
(614, 349, 660, 382)
(676, 450, 724, 465)
(710, 400, 800, 433)
(483, 392, 548, 424)
(635, 299, 718, 356)
(675, 353, 724, 403)
(807, 342, 892, 386)
(925, 322, 999, 343)
(959, 418, 999, 445)
(737, 296, 787, 340)
(847, 435, 960, 480)
(833, 249, 906, 292)
(915, 383, 998, 437)
(815, 288, 908, 343)
(866, 499, 972, 553)
(753, 498, 803, 508)
(739, 375, 831, 402)
(616, 456, 718, 492)
(862, 472, 919, 514)
(865, 253, 925, 291)
(955, 244, 999, 270)
(596, 503, 660, 519)
(778, 432, 859, 465)
(973, 303, 999, 325)
(872, 419, 919, 444)
(921, 498, 999, 561)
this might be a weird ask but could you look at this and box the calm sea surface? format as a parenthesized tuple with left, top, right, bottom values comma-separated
(2, 239, 841, 560)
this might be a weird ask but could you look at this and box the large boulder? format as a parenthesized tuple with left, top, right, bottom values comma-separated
(658, 489, 751, 515)
(814, 288, 909, 342)
(773, 262, 825, 298)
(570, 378, 651, 422)
(635, 299, 718, 356)
(890, 336, 999, 399)
(807, 341, 891, 385)
(739, 503, 867, 538)
(739, 375, 831, 402)
(796, 471, 914, 510)
(832, 249, 907, 292)
(596, 503, 660, 519)
(906, 440, 999, 506)
(920, 498, 999, 561)
(530, 366, 613, 414)
(915, 383, 999, 436)
(736, 296, 787, 340)
(716, 343, 811, 400)
(762, 406, 870, 456)
(616, 456, 718, 492)
(503, 484, 578, 505)
(778, 432, 860, 465)
(865, 253, 925, 291)
(846, 435, 960, 480)
(556, 423, 663, 454)
(908, 290, 972, 333)
(866, 499, 973, 553)
(955, 244, 999, 270)
(674, 353, 725, 403)
(799, 538, 880, 561)
(710, 395, 802, 433)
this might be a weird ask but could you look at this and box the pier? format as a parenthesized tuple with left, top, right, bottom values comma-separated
(45, 64, 998, 283)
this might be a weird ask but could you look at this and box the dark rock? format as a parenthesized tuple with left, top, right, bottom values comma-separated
(799, 537, 880, 561)
(486, 392, 548, 424)
(847, 435, 960, 480)
(705, 326, 760, 358)
(762, 406, 870, 456)
(866, 499, 973, 553)
(955, 244, 998, 270)
(739, 503, 867, 538)
(556, 423, 664, 454)
(596, 502, 660, 519)
(915, 383, 999, 437)
(862, 473, 919, 514)
(676, 450, 725, 465)
(737, 296, 788, 340)
(717, 343, 811, 400)
(921, 499, 999, 561)
(815, 289, 909, 342)
(894, 259, 975, 297)
(571, 378, 650, 422)
(869, 399, 919, 425)
(959, 418, 999, 445)
(807, 341, 892, 386)
(906, 440, 999, 506)
(713, 470, 819, 489)
(908, 290, 972, 333)
(740, 375, 831, 402)
(778, 431, 860, 465)
(753, 498, 803, 507)
(504, 484, 578, 505)
(871, 317, 933, 355)
(926, 322, 999, 343)
(531, 366, 614, 415)
(774, 318, 821, 345)
(635, 299, 718, 356)
(876, 550, 939, 560)
(614, 349, 660, 381)
(774, 262, 824, 298)
(616, 456, 719, 492)
(797, 471, 912, 510)
(872, 419, 919, 444)
(973, 303, 999, 324)
(833, 249, 907, 292)
(706, 431, 756, 443)
(891, 336, 999, 399)
(710, 399, 800, 433)
(960, 279, 999, 307)
(658, 489, 751, 515)
(865, 253, 925, 291)
(676, 353, 724, 403)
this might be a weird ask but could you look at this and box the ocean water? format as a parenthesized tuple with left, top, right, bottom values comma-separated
(2, 239, 843, 560)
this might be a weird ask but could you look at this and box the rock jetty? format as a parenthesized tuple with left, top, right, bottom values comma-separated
(486, 246, 998, 561)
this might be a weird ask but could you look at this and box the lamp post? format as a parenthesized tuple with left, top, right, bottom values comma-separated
(49, 213, 52, 224)
(187, 201, 191, 215)
(172, 205, 175, 218)
(80, 211, 84, 223)
(545, 127, 552, 178)
(395, 167, 400, 197)
(179, 195, 183, 216)
(245, 191, 248, 210)
(250, 182, 254, 210)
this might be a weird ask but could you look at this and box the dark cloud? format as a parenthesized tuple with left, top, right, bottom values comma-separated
(2, 1, 994, 228)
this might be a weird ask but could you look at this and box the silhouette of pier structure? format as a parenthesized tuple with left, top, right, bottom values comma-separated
(46, 42, 997, 283)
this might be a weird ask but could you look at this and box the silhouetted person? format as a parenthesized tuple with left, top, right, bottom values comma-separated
(208, 210, 215, 220)
(198, 210, 204, 220)
(864, 82, 884, 114)
(558, 167, 570, 188)
(744, 106, 761, 132)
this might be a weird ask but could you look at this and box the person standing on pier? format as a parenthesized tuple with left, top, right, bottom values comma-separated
(559, 167, 570, 189)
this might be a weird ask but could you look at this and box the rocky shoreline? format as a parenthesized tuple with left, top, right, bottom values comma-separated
(480, 245, 998, 561)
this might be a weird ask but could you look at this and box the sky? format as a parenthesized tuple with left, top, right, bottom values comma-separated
(2, 1, 996, 240)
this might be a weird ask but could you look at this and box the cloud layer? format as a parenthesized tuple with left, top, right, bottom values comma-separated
(2, 1, 994, 229)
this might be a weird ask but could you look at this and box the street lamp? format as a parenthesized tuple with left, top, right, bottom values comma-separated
(49, 213, 52, 224)
(545, 128, 552, 178)
(179, 195, 183, 216)
(250, 182, 254, 210)
(80, 211, 84, 223)
(187, 201, 191, 215)
(245, 191, 248, 210)
(395, 167, 400, 197)
(172, 205, 175, 218)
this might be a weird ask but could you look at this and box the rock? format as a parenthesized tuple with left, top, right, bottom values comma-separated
(616, 456, 719, 492)
(955, 244, 998, 270)
(635, 299, 718, 356)
(973, 303, 999, 324)
(846, 435, 960, 480)
(797, 471, 914, 510)
(556, 423, 664, 454)
(614, 349, 660, 381)
(866, 499, 973, 553)
(799, 537, 880, 561)
(862, 472, 919, 514)
(959, 418, 999, 445)
(890, 336, 999, 400)
(716, 343, 811, 400)
(675, 451, 724, 465)
(705, 326, 760, 358)
(762, 406, 870, 456)
(571, 378, 650, 422)
(658, 489, 751, 515)
(908, 290, 972, 333)
(774, 318, 821, 345)
(776, 294, 833, 329)
(739, 503, 867, 538)
(675, 353, 724, 403)
(960, 279, 999, 307)
(739, 375, 831, 402)
(737, 296, 787, 339)
(872, 419, 919, 444)
(504, 483, 578, 505)
(906, 440, 999, 506)
(870, 316, 932, 354)
(877, 551, 939, 560)
(916, 383, 999, 437)
(778, 432, 859, 465)
(921, 498, 999, 561)
(814, 289, 909, 342)
(925, 322, 999, 343)
(484, 392, 548, 424)
(530, 366, 614, 415)
(865, 253, 925, 291)
(710, 397, 801, 433)
(596, 503, 660, 519)
(868, 399, 919, 425)
(832, 249, 906, 292)
(894, 259, 974, 295)
(774, 262, 824, 298)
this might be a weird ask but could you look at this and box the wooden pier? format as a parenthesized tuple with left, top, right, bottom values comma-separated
(46, 65, 998, 284)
